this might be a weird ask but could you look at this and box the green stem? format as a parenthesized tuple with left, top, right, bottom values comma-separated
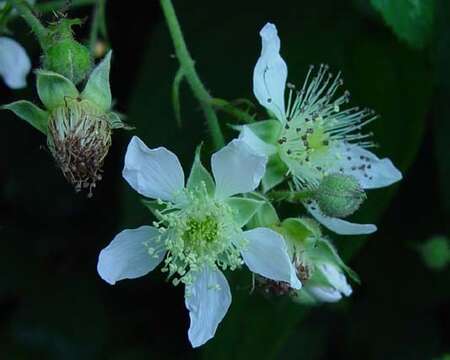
(89, 0, 100, 53)
(8, 0, 48, 48)
(268, 190, 315, 203)
(159, 0, 225, 149)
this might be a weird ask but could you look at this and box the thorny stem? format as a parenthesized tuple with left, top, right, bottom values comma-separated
(159, 0, 225, 149)
(8, 0, 48, 48)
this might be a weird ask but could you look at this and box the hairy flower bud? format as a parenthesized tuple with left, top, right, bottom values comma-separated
(43, 19, 92, 84)
(47, 99, 112, 196)
(314, 173, 366, 218)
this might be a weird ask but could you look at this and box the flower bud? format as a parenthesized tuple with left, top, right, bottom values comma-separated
(314, 173, 366, 218)
(43, 19, 92, 84)
(47, 98, 112, 197)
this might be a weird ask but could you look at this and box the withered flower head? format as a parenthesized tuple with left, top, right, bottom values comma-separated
(2, 51, 130, 197)
(48, 99, 112, 196)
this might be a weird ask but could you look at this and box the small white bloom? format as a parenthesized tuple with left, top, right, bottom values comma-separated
(0, 37, 31, 89)
(97, 136, 301, 347)
(240, 22, 402, 235)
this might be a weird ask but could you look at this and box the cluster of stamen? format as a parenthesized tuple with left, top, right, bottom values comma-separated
(47, 98, 112, 197)
(153, 184, 245, 286)
(277, 64, 377, 188)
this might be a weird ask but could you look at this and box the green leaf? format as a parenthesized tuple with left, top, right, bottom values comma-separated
(370, 0, 435, 49)
(81, 51, 112, 111)
(186, 144, 215, 196)
(226, 197, 263, 228)
(1, 100, 49, 134)
(172, 67, 185, 127)
(36, 70, 79, 110)
(261, 154, 288, 192)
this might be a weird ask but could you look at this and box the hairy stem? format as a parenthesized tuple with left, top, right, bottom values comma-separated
(8, 0, 48, 48)
(159, 0, 225, 149)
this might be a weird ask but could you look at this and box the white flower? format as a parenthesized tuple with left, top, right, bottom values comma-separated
(0, 37, 31, 89)
(239, 22, 402, 235)
(97, 136, 301, 347)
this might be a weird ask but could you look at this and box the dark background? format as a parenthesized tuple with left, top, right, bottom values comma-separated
(1, 0, 449, 359)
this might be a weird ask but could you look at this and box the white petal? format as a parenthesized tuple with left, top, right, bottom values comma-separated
(212, 139, 267, 199)
(185, 268, 231, 348)
(97, 225, 165, 285)
(123, 136, 185, 202)
(307, 286, 343, 303)
(318, 263, 352, 296)
(304, 200, 377, 235)
(253, 23, 287, 122)
(330, 143, 402, 189)
(239, 125, 277, 156)
(0, 37, 31, 89)
(242, 227, 301, 289)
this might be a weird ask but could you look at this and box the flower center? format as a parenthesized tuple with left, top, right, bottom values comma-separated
(156, 184, 245, 286)
(277, 64, 377, 188)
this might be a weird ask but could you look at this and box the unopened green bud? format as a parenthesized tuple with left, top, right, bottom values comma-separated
(43, 19, 92, 84)
(47, 98, 112, 197)
(314, 173, 366, 218)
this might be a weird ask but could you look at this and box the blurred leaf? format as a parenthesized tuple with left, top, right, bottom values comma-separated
(418, 235, 450, 270)
(370, 0, 435, 49)
(432, 0, 450, 218)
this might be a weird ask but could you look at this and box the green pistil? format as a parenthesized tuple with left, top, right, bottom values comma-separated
(157, 184, 245, 286)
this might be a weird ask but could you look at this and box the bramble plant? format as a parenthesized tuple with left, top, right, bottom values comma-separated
(1, 0, 405, 349)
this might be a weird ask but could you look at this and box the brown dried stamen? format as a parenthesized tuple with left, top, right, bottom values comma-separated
(47, 100, 112, 197)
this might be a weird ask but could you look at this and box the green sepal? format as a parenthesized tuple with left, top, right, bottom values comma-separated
(262, 154, 288, 192)
(281, 217, 321, 249)
(141, 199, 167, 221)
(186, 144, 215, 196)
(225, 197, 263, 228)
(245, 192, 280, 229)
(36, 70, 79, 110)
(81, 51, 112, 111)
(245, 119, 282, 144)
(314, 237, 360, 284)
(1, 100, 49, 134)
(292, 288, 320, 306)
(106, 111, 134, 130)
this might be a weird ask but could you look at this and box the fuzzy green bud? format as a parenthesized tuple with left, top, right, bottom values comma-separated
(47, 98, 112, 197)
(43, 19, 92, 85)
(314, 173, 366, 218)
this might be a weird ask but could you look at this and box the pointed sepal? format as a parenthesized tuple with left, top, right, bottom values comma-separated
(225, 197, 263, 228)
(81, 51, 112, 111)
(1, 100, 49, 134)
(36, 70, 79, 110)
(186, 144, 215, 196)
